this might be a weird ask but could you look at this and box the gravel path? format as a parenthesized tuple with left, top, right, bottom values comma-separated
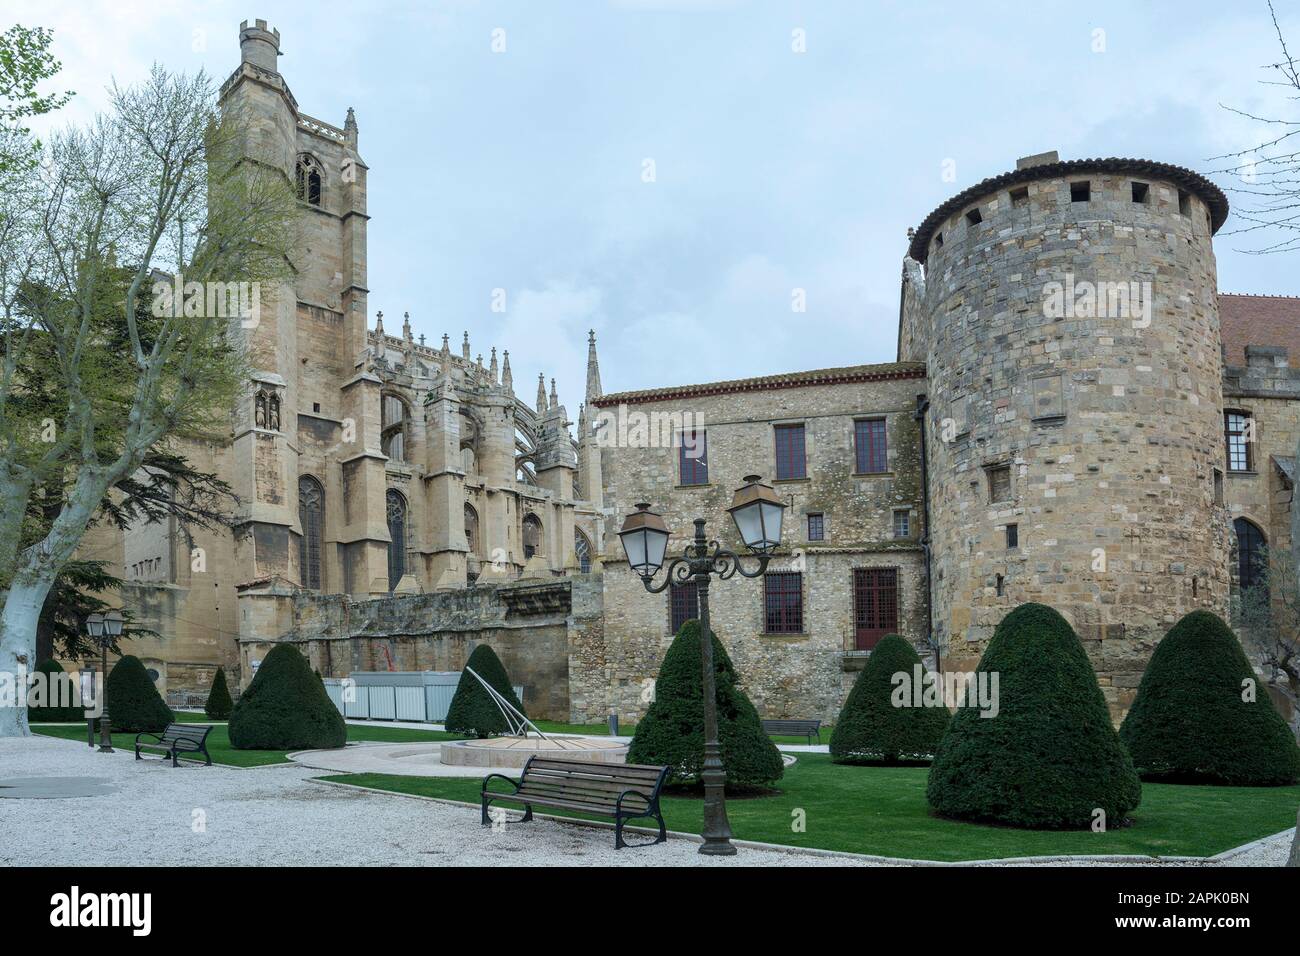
(2, 736, 1292, 866)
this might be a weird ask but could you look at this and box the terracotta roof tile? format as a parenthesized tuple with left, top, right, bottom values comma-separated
(1218, 293, 1300, 367)
(592, 361, 926, 408)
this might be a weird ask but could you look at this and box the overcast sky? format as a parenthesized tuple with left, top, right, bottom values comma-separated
(16, 0, 1300, 409)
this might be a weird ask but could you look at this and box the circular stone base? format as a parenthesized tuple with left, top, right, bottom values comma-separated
(440, 736, 628, 768)
(0, 776, 117, 799)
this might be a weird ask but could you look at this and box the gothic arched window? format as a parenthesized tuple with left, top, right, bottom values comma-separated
(574, 530, 592, 574)
(1234, 517, 1268, 595)
(296, 154, 323, 206)
(298, 476, 323, 589)
(464, 503, 480, 557)
(382, 394, 407, 463)
(522, 513, 542, 561)
(386, 489, 407, 590)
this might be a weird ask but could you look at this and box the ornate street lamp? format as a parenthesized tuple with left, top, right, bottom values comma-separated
(88, 610, 124, 753)
(617, 474, 786, 856)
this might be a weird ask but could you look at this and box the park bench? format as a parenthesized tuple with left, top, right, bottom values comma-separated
(761, 718, 822, 745)
(134, 723, 214, 768)
(481, 756, 670, 849)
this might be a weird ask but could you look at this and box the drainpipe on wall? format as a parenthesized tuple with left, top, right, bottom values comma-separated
(914, 392, 938, 674)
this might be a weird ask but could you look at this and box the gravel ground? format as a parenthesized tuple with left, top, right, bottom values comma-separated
(2, 736, 1293, 867)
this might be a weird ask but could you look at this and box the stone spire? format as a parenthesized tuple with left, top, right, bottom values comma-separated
(536, 373, 548, 412)
(489, 348, 499, 382)
(585, 329, 602, 404)
(462, 331, 471, 360)
(549, 377, 559, 409)
(577, 401, 586, 433)
(476, 353, 484, 368)
(441, 333, 450, 354)
(344, 106, 358, 147)
(402, 311, 412, 341)
(374, 310, 384, 336)
(501, 350, 513, 392)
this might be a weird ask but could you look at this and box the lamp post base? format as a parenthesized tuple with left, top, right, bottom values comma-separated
(698, 839, 738, 857)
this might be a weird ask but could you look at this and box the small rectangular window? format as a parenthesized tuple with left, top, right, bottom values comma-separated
(1213, 468, 1224, 505)
(774, 424, 807, 480)
(893, 510, 911, 539)
(1010, 186, 1029, 206)
(1178, 189, 1191, 216)
(1131, 182, 1149, 204)
(854, 418, 888, 474)
(669, 580, 699, 634)
(678, 429, 708, 485)
(1032, 375, 1064, 418)
(989, 464, 1012, 503)
(1070, 181, 1090, 203)
(996, 573, 1005, 596)
(807, 513, 824, 541)
(1006, 523, 1018, 548)
(966, 208, 982, 225)
(764, 572, 804, 634)
(312, 402, 321, 413)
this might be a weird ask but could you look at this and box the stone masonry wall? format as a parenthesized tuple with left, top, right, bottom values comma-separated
(587, 369, 928, 724)
(917, 167, 1230, 720)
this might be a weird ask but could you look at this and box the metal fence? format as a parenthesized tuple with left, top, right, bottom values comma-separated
(323, 671, 524, 723)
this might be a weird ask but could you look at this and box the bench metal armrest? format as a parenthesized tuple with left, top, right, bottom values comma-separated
(481, 773, 521, 796)
(615, 789, 656, 815)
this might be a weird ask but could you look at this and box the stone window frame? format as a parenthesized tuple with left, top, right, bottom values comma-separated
(762, 570, 804, 635)
(386, 488, 408, 590)
(668, 579, 698, 634)
(677, 427, 708, 486)
(986, 462, 1013, 504)
(773, 422, 808, 481)
(853, 416, 889, 475)
(522, 512, 543, 561)
(574, 529, 593, 574)
(1223, 409, 1254, 473)
(381, 392, 411, 464)
(806, 512, 825, 541)
(298, 474, 325, 590)
(892, 508, 912, 539)
(1005, 522, 1018, 549)
(296, 152, 324, 206)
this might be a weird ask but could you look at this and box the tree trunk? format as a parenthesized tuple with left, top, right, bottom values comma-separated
(0, 578, 50, 737)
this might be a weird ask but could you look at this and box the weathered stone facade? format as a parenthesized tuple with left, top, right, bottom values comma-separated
(74, 22, 1300, 730)
(585, 366, 929, 724)
(901, 152, 1232, 718)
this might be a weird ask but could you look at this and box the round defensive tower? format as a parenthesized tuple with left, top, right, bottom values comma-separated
(900, 152, 1231, 716)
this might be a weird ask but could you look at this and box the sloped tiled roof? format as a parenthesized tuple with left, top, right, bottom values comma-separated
(592, 361, 926, 408)
(1218, 293, 1300, 368)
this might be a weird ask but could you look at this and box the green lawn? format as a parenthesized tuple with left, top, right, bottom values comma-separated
(34, 722, 464, 768)
(321, 754, 1300, 861)
(531, 719, 831, 746)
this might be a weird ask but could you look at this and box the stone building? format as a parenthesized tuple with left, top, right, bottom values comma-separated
(93, 21, 606, 716)
(83, 20, 1300, 728)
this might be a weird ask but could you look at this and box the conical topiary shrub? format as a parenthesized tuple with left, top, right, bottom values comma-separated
(1120, 610, 1300, 785)
(831, 634, 949, 764)
(205, 666, 233, 720)
(27, 659, 82, 723)
(627, 620, 784, 792)
(229, 645, 345, 750)
(105, 655, 174, 734)
(926, 603, 1142, 829)
(444, 644, 525, 738)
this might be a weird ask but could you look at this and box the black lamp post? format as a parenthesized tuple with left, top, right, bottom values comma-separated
(88, 610, 124, 753)
(617, 474, 786, 856)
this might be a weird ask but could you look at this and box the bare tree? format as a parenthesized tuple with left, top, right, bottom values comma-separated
(0, 66, 297, 736)
(1211, 2, 1300, 252)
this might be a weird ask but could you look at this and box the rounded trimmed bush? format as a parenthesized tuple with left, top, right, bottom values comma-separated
(1120, 610, 1300, 786)
(205, 666, 233, 720)
(627, 620, 784, 792)
(105, 655, 174, 734)
(444, 644, 526, 738)
(228, 645, 345, 750)
(831, 634, 949, 764)
(926, 603, 1141, 829)
(28, 659, 82, 723)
